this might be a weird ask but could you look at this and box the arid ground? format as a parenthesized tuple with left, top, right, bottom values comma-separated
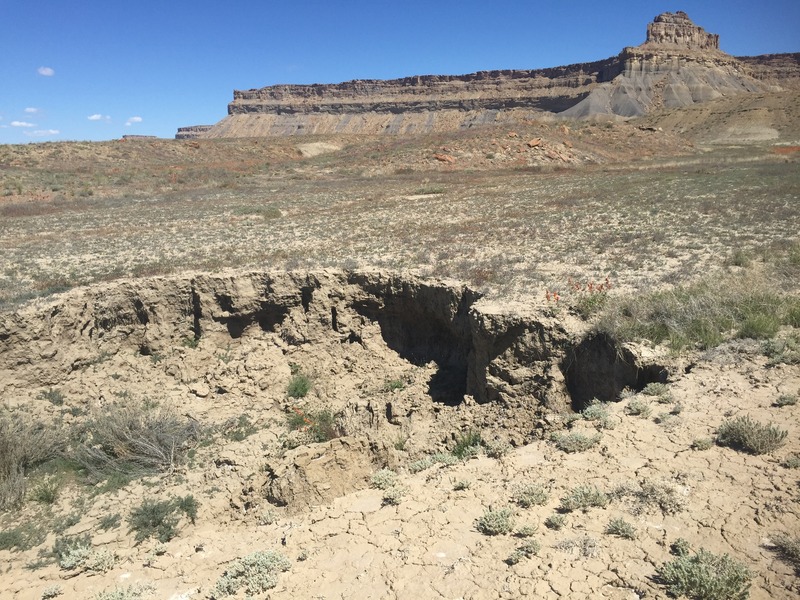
(1, 115, 799, 599)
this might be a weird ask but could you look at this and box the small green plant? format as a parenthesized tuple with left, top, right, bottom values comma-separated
(92, 582, 156, 600)
(554, 535, 599, 558)
(692, 438, 713, 451)
(383, 379, 405, 392)
(782, 453, 800, 469)
(222, 414, 258, 442)
(775, 394, 798, 407)
(41, 585, 63, 599)
(212, 550, 291, 597)
(0, 521, 46, 552)
(656, 548, 752, 600)
(716, 415, 788, 455)
(558, 485, 609, 513)
(581, 400, 609, 422)
(511, 483, 549, 508)
(287, 373, 312, 398)
(97, 512, 122, 531)
(381, 486, 406, 506)
(475, 507, 515, 536)
(642, 382, 672, 402)
(737, 313, 780, 340)
(671, 537, 692, 557)
(38, 388, 65, 406)
(453, 479, 472, 491)
(370, 468, 398, 490)
(550, 431, 601, 453)
(483, 438, 511, 458)
(606, 517, 636, 540)
(128, 495, 198, 543)
(515, 524, 538, 538)
(544, 514, 566, 530)
(505, 539, 541, 565)
(286, 407, 341, 443)
(30, 477, 60, 504)
(624, 398, 652, 418)
(452, 429, 482, 459)
(180, 336, 199, 349)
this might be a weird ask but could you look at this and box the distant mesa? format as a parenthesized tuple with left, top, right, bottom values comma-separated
(177, 12, 799, 138)
(175, 125, 213, 140)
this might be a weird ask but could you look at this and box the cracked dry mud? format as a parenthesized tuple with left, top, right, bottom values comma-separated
(0, 269, 798, 599)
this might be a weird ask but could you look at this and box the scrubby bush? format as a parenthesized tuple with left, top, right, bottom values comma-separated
(0, 412, 64, 510)
(286, 374, 312, 398)
(544, 514, 566, 530)
(550, 432, 601, 453)
(475, 507, 515, 536)
(128, 495, 198, 543)
(76, 400, 199, 482)
(452, 430, 482, 459)
(716, 416, 788, 455)
(511, 483, 549, 508)
(656, 548, 751, 600)
(381, 486, 406, 506)
(771, 532, 800, 573)
(92, 583, 155, 600)
(505, 539, 541, 565)
(370, 468, 397, 490)
(558, 485, 609, 513)
(624, 399, 652, 418)
(605, 517, 636, 539)
(212, 550, 291, 597)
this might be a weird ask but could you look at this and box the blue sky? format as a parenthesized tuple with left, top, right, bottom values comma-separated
(1, 0, 797, 143)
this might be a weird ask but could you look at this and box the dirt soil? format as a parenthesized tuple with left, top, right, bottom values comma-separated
(0, 115, 799, 600)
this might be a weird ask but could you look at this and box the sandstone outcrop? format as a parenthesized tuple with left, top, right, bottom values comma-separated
(175, 125, 212, 140)
(180, 13, 797, 137)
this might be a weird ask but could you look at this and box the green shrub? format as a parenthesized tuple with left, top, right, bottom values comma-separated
(581, 400, 610, 422)
(383, 379, 405, 392)
(370, 468, 397, 490)
(511, 483, 549, 508)
(222, 414, 258, 442)
(606, 517, 636, 539)
(287, 374, 312, 398)
(452, 430, 482, 459)
(30, 477, 61, 504)
(550, 432, 601, 453)
(692, 438, 713, 451)
(0, 521, 46, 552)
(453, 479, 471, 491)
(624, 399, 652, 418)
(558, 485, 609, 513)
(97, 513, 121, 531)
(128, 495, 197, 543)
(656, 549, 751, 600)
(717, 416, 788, 455)
(92, 583, 156, 600)
(212, 550, 291, 597)
(381, 486, 406, 506)
(642, 382, 672, 402)
(544, 514, 566, 530)
(475, 507, 515, 536)
(505, 539, 541, 565)
(775, 394, 798, 407)
(596, 274, 795, 351)
(38, 388, 65, 406)
(782, 453, 800, 469)
(76, 400, 199, 482)
(286, 407, 341, 443)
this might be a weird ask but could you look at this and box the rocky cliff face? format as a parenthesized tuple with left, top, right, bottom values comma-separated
(188, 13, 795, 137)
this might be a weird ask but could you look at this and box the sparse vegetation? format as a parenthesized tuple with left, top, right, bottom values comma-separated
(775, 394, 798, 407)
(605, 517, 636, 539)
(624, 398, 652, 418)
(550, 431, 601, 453)
(511, 483, 549, 508)
(544, 514, 566, 530)
(0, 412, 64, 510)
(505, 539, 541, 565)
(475, 507, 515, 536)
(770, 532, 800, 573)
(716, 415, 788, 455)
(641, 382, 672, 403)
(381, 486, 406, 506)
(128, 495, 198, 544)
(656, 548, 752, 600)
(92, 583, 156, 600)
(76, 400, 199, 482)
(558, 485, 609, 513)
(370, 468, 398, 490)
(287, 373, 312, 398)
(452, 429, 482, 459)
(692, 438, 714, 451)
(212, 550, 291, 597)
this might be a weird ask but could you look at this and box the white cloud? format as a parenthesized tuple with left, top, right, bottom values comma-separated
(24, 107, 39, 114)
(11, 121, 36, 127)
(125, 116, 143, 126)
(88, 114, 111, 121)
(27, 129, 60, 137)
(37, 66, 55, 76)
